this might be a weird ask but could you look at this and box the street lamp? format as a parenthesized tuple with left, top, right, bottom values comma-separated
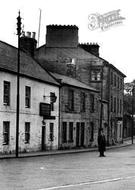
(125, 83, 135, 144)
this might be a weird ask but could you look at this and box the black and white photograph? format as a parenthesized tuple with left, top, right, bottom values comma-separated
(0, 0, 135, 189)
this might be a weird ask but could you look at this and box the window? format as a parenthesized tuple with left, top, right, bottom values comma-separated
(114, 75, 116, 87)
(118, 77, 119, 89)
(3, 81, 10, 106)
(120, 79, 123, 90)
(111, 72, 113, 85)
(111, 96, 113, 112)
(120, 99, 122, 114)
(80, 92, 86, 112)
(3, 121, 10, 145)
(25, 122, 30, 144)
(68, 90, 74, 111)
(117, 98, 119, 114)
(69, 122, 73, 142)
(62, 122, 67, 143)
(25, 86, 31, 108)
(91, 70, 101, 81)
(90, 94, 94, 113)
(114, 97, 116, 113)
(50, 123, 54, 141)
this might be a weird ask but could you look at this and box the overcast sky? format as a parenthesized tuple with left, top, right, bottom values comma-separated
(0, 0, 134, 82)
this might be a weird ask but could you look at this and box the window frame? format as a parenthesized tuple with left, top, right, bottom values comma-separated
(3, 121, 10, 145)
(90, 94, 95, 113)
(90, 69, 101, 81)
(3, 81, 10, 106)
(80, 92, 86, 112)
(25, 86, 31, 108)
(68, 89, 74, 111)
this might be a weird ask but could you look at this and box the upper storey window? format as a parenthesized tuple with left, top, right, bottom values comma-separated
(91, 69, 101, 81)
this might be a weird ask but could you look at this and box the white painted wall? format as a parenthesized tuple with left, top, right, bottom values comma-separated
(0, 71, 59, 154)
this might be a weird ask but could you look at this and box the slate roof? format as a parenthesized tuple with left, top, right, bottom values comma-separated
(36, 46, 98, 60)
(0, 41, 59, 86)
(36, 45, 126, 78)
(51, 72, 99, 92)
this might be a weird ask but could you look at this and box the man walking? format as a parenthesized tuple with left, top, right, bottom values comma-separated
(98, 128, 106, 157)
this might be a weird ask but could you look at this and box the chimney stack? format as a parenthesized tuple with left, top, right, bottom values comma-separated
(20, 31, 37, 57)
(46, 25, 79, 48)
(80, 43, 100, 57)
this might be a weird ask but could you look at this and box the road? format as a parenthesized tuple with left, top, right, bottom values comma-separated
(0, 145, 135, 190)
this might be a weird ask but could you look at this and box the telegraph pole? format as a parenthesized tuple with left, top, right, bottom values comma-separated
(16, 11, 21, 158)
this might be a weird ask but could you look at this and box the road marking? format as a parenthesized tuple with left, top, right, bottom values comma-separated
(38, 175, 135, 190)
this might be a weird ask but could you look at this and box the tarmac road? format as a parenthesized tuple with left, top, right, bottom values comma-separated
(0, 145, 135, 190)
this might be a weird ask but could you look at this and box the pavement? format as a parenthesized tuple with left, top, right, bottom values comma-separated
(0, 138, 133, 159)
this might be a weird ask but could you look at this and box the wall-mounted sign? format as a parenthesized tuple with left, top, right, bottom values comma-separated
(39, 103, 51, 117)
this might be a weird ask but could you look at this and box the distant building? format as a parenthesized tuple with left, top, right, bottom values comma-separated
(0, 40, 59, 154)
(35, 25, 126, 145)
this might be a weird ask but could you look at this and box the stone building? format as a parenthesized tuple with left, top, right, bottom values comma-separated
(35, 25, 126, 145)
(51, 72, 99, 149)
(0, 40, 59, 154)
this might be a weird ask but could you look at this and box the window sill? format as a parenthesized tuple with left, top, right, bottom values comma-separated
(24, 141, 30, 144)
(3, 104, 10, 106)
(3, 143, 9, 145)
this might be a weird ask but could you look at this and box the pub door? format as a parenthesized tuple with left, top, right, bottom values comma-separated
(41, 126, 46, 151)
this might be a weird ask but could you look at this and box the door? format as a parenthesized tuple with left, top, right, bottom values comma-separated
(76, 122, 80, 147)
(81, 123, 85, 146)
(41, 126, 46, 150)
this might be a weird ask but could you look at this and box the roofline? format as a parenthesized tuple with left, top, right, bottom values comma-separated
(36, 43, 126, 78)
(0, 67, 60, 87)
(107, 63, 126, 78)
(0, 40, 60, 86)
(0, 40, 18, 50)
(62, 82, 99, 93)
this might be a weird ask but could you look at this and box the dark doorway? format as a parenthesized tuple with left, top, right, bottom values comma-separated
(76, 122, 80, 147)
(81, 122, 85, 146)
(41, 126, 46, 151)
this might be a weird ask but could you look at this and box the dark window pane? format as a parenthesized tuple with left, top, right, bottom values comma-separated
(3, 81, 10, 106)
(68, 90, 74, 111)
(25, 86, 31, 108)
(3, 121, 10, 145)
(62, 122, 67, 143)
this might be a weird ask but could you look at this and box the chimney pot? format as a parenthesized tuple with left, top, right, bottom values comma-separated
(32, 32, 36, 39)
(26, 31, 31, 38)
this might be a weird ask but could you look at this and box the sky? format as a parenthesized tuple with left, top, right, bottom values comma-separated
(0, 0, 134, 82)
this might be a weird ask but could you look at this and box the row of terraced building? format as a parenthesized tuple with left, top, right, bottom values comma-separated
(0, 25, 125, 154)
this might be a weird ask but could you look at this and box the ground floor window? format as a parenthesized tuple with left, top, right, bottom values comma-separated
(69, 122, 73, 142)
(3, 121, 10, 145)
(25, 122, 30, 144)
(62, 122, 67, 143)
